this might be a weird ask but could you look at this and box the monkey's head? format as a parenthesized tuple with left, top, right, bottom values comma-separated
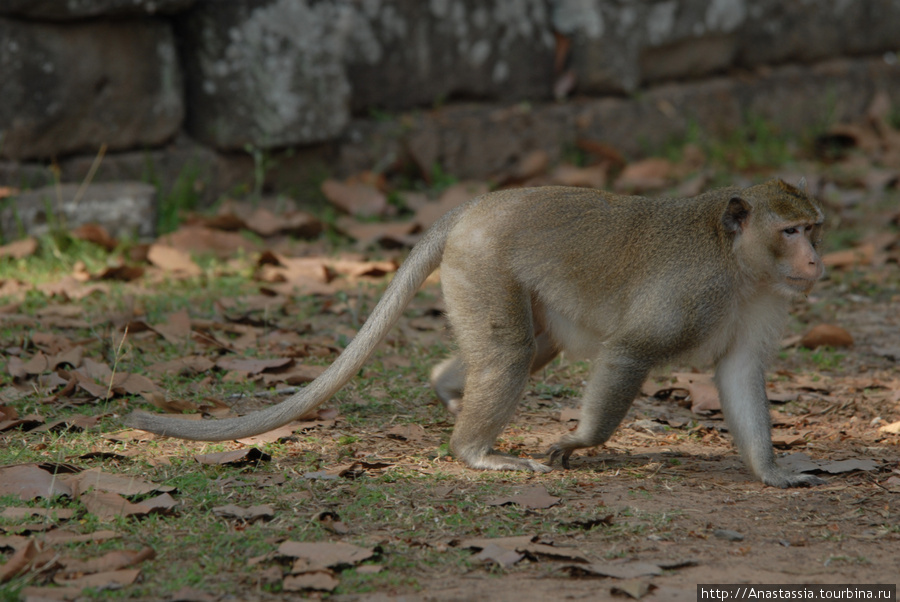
(723, 179, 825, 298)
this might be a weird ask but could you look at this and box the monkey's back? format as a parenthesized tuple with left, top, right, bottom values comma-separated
(442, 185, 744, 360)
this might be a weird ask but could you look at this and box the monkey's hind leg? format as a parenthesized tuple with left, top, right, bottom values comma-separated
(548, 352, 650, 468)
(431, 332, 559, 416)
(442, 278, 550, 472)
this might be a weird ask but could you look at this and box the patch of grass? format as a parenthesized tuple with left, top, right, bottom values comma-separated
(150, 160, 204, 235)
(428, 163, 459, 192)
(795, 347, 846, 371)
(705, 115, 795, 171)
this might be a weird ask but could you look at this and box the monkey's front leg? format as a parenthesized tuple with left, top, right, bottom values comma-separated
(715, 346, 825, 488)
(548, 354, 650, 468)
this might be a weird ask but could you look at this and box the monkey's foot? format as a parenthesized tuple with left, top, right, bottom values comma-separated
(762, 469, 826, 489)
(459, 450, 552, 473)
(546, 444, 575, 469)
(442, 397, 462, 415)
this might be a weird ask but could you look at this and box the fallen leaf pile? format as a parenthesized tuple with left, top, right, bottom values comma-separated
(0, 464, 170, 596)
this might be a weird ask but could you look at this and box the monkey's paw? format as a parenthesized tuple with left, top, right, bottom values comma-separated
(460, 450, 552, 473)
(546, 444, 575, 469)
(763, 470, 826, 489)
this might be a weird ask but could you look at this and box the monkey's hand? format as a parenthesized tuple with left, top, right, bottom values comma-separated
(761, 469, 826, 489)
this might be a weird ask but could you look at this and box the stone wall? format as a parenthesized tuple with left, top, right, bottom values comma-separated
(1, 0, 899, 210)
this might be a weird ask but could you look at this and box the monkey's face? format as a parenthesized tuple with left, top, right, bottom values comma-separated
(773, 221, 824, 297)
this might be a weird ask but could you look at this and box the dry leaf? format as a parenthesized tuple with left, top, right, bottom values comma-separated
(414, 182, 489, 229)
(335, 218, 420, 248)
(777, 452, 878, 475)
(257, 252, 333, 284)
(194, 448, 271, 466)
(457, 535, 536, 551)
(1, 507, 75, 520)
(0, 539, 38, 582)
(277, 541, 374, 570)
(215, 357, 292, 374)
(458, 534, 586, 563)
(799, 324, 854, 349)
(611, 579, 657, 599)
(81, 491, 178, 519)
(314, 511, 349, 535)
(237, 423, 302, 445)
(878, 421, 900, 434)
(71, 224, 118, 251)
(614, 158, 673, 192)
(158, 225, 258, 258)
(0, 465, 74, 500)
(475, 543, 524, 568)
(283, 570, 340, 592)
(669, 373, 720, 414)
(772, 433, 806, 449)
(321, 179, 387, 217)
(245, 207, 322, 238)
(384, 423, 426, 443)
(821, 244, 875, 268)
(146, 355, 216, 377)
(565, 560, 663, 579)
(147, 244, 202, 276)
(70, 468, 173, 497)
(212, 504, 274, 522)
(42, 529, 119, 545)
(576, 139, 627, 169)
(0, 237, 38, 259)
(817, 458, 879, 474)
(58, 547, 154, 575)
(143, 391, 199, 414)
(54, 568, 141, 588)
(112, 372, 163, 395)
(507, 149, 550, 182)
(33, 415, 101, 433)
(550, 164, 608, 189)
(154, 309, 192, 343)
(20, 586, 84, 599)
(261, 364, 326, 386)
(328, 257, 398, 278)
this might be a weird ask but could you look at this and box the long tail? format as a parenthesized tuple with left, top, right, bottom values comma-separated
(124, 205, 466, 441)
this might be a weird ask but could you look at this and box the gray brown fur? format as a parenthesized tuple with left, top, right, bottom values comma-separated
(126, 179, 826, 488)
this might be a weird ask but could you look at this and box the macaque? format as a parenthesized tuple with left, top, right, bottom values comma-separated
(126, 179, 826, 488)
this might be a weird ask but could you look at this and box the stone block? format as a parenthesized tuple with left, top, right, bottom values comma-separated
(0, 17, 184, 160)
(1, 182, 157, 240)
(177, 0, 351, 150)
(552, 0, 750, 93)
(336, 57, 900, 180)
(739, 0, 900, 66)
(344, 0, 555, 111)
(0, 0, 194, 20)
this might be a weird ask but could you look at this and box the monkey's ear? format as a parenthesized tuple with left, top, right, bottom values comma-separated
(798, 177, 807, 193)
(722, 196, 750, 234)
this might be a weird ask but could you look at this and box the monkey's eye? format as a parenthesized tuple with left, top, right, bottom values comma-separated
(783, 227, 799, 235)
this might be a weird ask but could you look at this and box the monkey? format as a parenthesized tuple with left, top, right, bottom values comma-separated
(125, 179, 826, 488)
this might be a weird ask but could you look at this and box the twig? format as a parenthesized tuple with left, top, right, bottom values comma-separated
(72, 143, 108, 207)
(106, 324, 129, 403)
